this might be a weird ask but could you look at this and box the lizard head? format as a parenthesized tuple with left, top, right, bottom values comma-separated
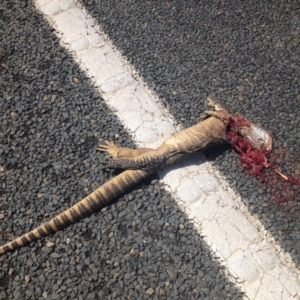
(207, 95, 273, 152)
(238, 122, 273, 152)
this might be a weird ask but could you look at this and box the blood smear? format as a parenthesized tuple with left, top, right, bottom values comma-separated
(226, 115, 300, 203)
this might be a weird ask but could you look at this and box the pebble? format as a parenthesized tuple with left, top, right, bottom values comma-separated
(46, 241, 55, 248)
(8, 269, 14, 276)
(25, 209, 34, 215)
(145, 287, 154, 295)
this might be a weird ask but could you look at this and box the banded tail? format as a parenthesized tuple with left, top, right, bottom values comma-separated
(0, 169, 151, 255)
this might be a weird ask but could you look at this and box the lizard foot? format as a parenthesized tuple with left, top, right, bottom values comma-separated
(97, 140, 120, 158)
(201, 110, 231, 123)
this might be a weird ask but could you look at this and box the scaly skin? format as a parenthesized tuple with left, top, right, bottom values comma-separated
(0, 96, 272, 255)
(0, 114, 228, 254)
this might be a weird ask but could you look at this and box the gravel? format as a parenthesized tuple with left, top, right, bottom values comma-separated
(81, 0, 300, 268)
(0, 1, 245, 299)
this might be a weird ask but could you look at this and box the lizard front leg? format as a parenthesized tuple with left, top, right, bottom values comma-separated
(97, 140, 154, 158)
(97, 140, 160, 171)
(201, 110, 231, 123)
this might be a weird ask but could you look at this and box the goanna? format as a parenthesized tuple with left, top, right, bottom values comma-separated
(0, 96, 272, 254)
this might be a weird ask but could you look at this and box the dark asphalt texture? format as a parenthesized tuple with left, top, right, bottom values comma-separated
(0, 1, 248, 299)
(81, 0, 300, 268)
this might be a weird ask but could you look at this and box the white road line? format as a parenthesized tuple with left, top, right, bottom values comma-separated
(35, 0, 300, 298)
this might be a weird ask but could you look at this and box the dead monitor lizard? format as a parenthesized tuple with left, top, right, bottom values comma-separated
(0, 96, 272, 255)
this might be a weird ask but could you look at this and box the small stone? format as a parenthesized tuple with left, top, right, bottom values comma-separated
(0, 214, 4, 220)
(237, 85, 245, 92)
(154, 184, 160, 190)
(13, 292, 21, 298)
(156, 286, 165, 296)
(8, 268, 14, 276)
(73, 77, 79, 83)
(130, 248, 137, 255)
(139, 251, 146, 258)
(46, 241, 55, 247)
(25, 275, 30, 282)
(51, 252, 61, 259)
(146, 287, 154, 295)
(26, 209, 34, 215)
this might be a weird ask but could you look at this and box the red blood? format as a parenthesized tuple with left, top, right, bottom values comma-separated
(226, 115, 270, 182)
(275, 169, 300, 186)
(226, 115, 300, 203)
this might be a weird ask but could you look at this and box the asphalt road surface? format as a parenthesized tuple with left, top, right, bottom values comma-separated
(1, 1, 300, 299)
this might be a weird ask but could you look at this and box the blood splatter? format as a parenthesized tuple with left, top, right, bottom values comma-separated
(275, 169, 300, 186)
(226, 115, 270, 182)
(226, 115, 300, 203)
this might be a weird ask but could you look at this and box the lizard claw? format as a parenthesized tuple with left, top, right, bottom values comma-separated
(96, 140, 120, 157)
(96, 140, 114, 151)
(200, 110, 215, 120)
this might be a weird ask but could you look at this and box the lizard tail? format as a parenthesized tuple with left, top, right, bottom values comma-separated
(0, 169, 150, 255)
